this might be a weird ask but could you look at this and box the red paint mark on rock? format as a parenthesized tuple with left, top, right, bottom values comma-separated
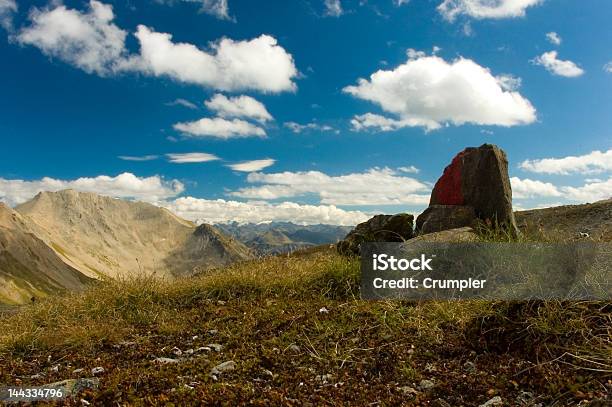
(431, 151, 465, 205)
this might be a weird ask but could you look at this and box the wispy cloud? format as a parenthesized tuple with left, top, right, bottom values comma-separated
(205, 94, 273, 122)
(226, 159, 275, 172)
(519, 149, 612, 175)
(546, 31, 562, 46)
(532, 51, 584, 77)
(166, 153, 220, 163)
(166, 98, 198, 109)
(174, 117, 266, 139)
(118, 155, 159, 161)
(438, 0, 543, 21)
(324, 0, 343, 17)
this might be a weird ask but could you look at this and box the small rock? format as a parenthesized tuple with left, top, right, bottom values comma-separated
(217, 300, 226, 305)
(184, 349, 194, 355)
(196, 346, 211, 352)
(72, 368, 85, 374)
(207, 343, 223, 352)
(171, 347, 183, 356)
(210, 360, 236, 376)
(30, 373, 45, 379)
(80, 399, 91, 406)
(50, 364, 60, 373)
(91, 367, 104, 376)
(208, 329, 218, 335)
(288, 344, 301, 353)
(418, 379, 435, 390)
(44, 378, 100, 397)
(319, 307, 329, 314)
(480, 396, 503, 407)
(315, 374, 333, 383)
(398, 386, 419, 396)
(154, 357, 181, 364)
(192, 335, 199, 341)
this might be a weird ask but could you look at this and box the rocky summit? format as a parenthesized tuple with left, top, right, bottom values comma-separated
(417, 144, 519, 236)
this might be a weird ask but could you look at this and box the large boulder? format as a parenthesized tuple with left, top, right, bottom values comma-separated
(416, 144, 519, 236)
(415, 205, 476, 235)
(337, 214, 414, 255)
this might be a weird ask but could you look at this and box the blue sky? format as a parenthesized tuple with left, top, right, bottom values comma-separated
(0, 0, 610, 225)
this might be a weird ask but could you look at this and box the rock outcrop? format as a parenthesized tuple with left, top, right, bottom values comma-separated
(417, 144, 519, 236)
(415, 205, 476, 235)
(337, 214, 414, 255)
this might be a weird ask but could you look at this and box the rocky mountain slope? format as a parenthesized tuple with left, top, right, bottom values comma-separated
(216, 222, 352, 255)
(0, 203, 92, 304)
(13, 190, 253, 281)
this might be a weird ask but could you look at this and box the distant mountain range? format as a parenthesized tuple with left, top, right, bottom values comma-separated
(215, 222, 353, 256)
(0, 190, 254, 304)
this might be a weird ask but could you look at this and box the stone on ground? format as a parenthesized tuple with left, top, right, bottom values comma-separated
(337, 213, 414, 255)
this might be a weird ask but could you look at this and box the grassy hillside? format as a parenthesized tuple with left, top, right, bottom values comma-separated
(0, 247, 609, 406)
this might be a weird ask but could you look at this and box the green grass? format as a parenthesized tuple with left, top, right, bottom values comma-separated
(0, 248, 610, 406)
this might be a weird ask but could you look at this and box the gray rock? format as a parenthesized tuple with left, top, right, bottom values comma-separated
(288, 344, 301, 353)
(44, 378, 100, 397)
(337, 213, 414, 255)
(480, 396, 503, 407)
(418, 379, 435, 390)
(463, 361, 477, 373)
(207, 343, 223, 352)
(211, 360, 236, 375)
(90, 367, 104, 376)
(416, 205, 476, 234)
(72, 368, 85, 374)
(154, 357, 181, 364)
(398, 386, 419, 396)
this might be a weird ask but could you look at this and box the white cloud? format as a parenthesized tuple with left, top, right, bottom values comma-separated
(227, 159, 275, 172)
(17, 1, 128, 76)
(394, 0, 410, 6)
(438, 0, 543, 21)
(532, 51, 584, 77)
(166, 98, 198, 109)
(519, 149, 612, 175)
(350, 113, 438, 132)
(0, 0, 17, 31)
(510, 177, 561, 199)
(205, 94, 272, 122)
(546, 31, 561, 46)
(173, 117, 266, 139)
(165, 197, 368, 226)
(344, 51, 536, 131)
(16, 2, 296, 93)
(229, 167, 430, 206)
(0, 173, 184, 206)
(199, 0, 231, 20)
(397, 165, 420, 174)
(284, 122, 337, 134)
(562, 178, 612, 203)
(166, 152, 220, 163)
(118, 155, 159, 161)
(324, 0, 343, 17)
(603, 62, 612, 73)
(125, 25, 298, 92)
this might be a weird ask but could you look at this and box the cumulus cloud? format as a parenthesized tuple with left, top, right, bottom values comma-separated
(173, 117, 266, 139)
(17, 1, 128, 76)
(519, 149, 612, 175)
(229, 168, 430, 206)
(166, 98, 198, 109)
(124, 25, 298, 92)
(0, 173, 184, 206)
(603, 62, 612, 73)
(284, 122, 337, 134)
(510, 177, 561, 199)
(344, 51, 536, 131)
(324, 0, 343, 17)
(532, 51, 584, 77)
(205, 94, 272, 122)
(438, 0, 543, 21)
(562, 178, 612, 203)
(546, 31, 561, 46)
(118, 155, 159, 161)
(166, 152, 220, 163)
(16, 2, 297, 93)
(0, 0, 17, 31)
(165, 197, 368, 226)
(227, 159, 275, 172)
